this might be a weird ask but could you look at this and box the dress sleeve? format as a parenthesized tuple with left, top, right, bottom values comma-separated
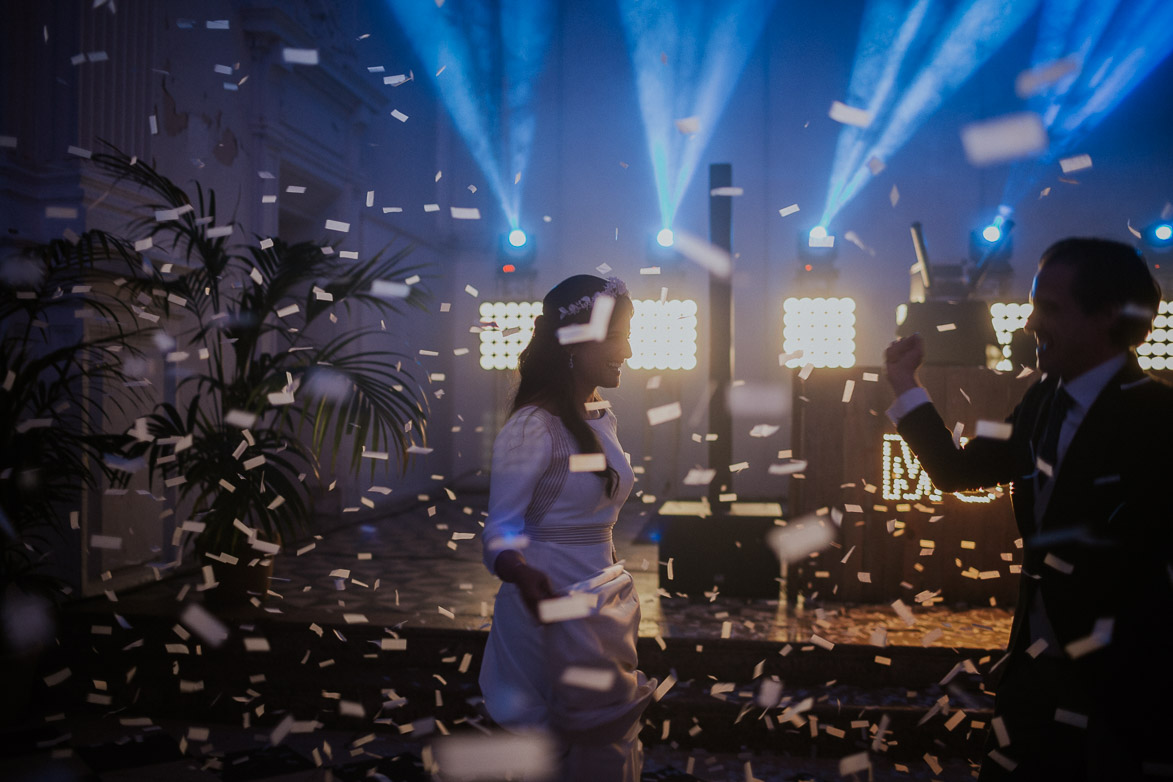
(482, 410, 553, 573)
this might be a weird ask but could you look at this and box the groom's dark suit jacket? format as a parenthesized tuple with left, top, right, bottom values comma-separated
(896, 356, 1172, 765)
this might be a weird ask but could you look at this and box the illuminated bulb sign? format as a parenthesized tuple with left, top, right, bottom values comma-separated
(882, 434, 997, 504)
(478, 299, 700, 371)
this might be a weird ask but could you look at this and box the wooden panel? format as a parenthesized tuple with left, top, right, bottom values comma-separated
(790, 366, 1036, 606)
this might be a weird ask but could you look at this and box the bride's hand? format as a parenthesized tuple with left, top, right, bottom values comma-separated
(514, 565, 556, 622)
(494, 550, 557, 621)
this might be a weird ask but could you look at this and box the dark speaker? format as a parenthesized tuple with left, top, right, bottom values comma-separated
(896, 299, 997, 366)
(657, 515, 780, 599)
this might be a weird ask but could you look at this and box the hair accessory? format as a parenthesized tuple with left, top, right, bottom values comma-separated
(557, 277, 628, 320)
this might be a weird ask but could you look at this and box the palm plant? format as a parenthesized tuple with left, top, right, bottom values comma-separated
(89, 149, 430, 558)
(1, 231, 149, 601)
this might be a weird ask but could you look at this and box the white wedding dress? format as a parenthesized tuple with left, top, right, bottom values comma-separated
(480, 406, 655, 781)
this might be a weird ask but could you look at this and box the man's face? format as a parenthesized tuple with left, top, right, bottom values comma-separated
(1024, 262, 1117, 381)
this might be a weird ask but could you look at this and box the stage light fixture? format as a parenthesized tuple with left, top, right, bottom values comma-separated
(1137, 300, 1173, 372)
(1143, 221, 1173, 251)
(628, 298, 699, 371)
(808, 226, 833, 247)
(782, 297, 856, 369)
(656, 228, 675, 248)
(498, 228, 536, 274)
(969, 214, 1013, 269)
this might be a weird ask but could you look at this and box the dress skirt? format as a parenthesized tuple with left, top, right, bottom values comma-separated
(480, 562, 656, 781)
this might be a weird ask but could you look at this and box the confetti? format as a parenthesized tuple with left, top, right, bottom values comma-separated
(179, 603, 229, 648)
(975, 420, 1012, 440)
(90, 535, 123, 550)
(674, 116, 700, 134)
(810, 634, 834, 651)
(891, 599, 916, 626)
(839, 752, 870, 776)
(432, 733, 557, 781)
(568, 453, 606, 472)
(537, 593, 595, 623)
(767, 517, 833, 564)
(768, 459, 807, 476)
(683, 468, 716, 485)
(672, 230, 731, 278)
(1059, 154, 1092, 174)
(391, 109, 409, 122)
(450, 207, 481, 220)
(1043, 553, 1073, 574)
(778, 204, 799, 217)
(647, 402, 682, 426)
(960, 112, 1047, 166)
(282, 48, 319, 65)
(560, 666, 616, 691)
(1015, 56, 1079, 98)
(829, 100, 872, 127)
(372, 280, 410, 299)
(1054, 708, 1087, 729)
(324, 219, 350, 233)
(44, 668, 72, 686)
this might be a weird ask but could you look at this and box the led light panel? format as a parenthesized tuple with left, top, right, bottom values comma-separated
(782, 297, 856, 369)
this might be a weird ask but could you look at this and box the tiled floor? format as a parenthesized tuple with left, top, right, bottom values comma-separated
(89, 495, 1013, 651)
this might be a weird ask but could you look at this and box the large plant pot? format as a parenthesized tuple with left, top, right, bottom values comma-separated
(202, 555, 275, 609)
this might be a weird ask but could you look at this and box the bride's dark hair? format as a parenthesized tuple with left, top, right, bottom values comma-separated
(512, 275, 633, 496)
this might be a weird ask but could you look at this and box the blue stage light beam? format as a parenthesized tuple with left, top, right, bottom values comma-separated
(387, 0, 555, 229)
(1000, 0, 1173, 206)
(619, 0, 777, 234)
(820, 0, 1040, 228)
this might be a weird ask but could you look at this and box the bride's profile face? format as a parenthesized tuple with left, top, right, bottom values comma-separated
(571, 304, 633, 390)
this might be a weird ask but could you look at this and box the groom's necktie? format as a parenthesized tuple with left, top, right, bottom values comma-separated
(1036, 386, 1074, 487)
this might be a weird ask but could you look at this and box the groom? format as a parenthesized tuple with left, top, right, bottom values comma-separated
(884, 237, 1172, 779)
